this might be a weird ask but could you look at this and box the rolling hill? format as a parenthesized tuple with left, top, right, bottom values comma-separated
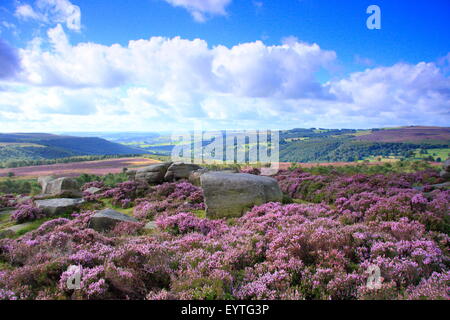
(104, 126, 450, 163)
(0, 133, 147, 164)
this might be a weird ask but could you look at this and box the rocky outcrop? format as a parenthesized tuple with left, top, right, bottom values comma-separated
(38, 176, 82, 198)
(135, 162, 173, 184)
(134, 162, 205, 184)
(164, 162, 202, 181)
(89, 208, 138, 232)
(35, 198, 85, 216)
(200, 172, 283, 219)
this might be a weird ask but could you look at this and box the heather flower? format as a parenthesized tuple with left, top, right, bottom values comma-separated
(406, 271, 450, 300)
(11, 204, 45, 223)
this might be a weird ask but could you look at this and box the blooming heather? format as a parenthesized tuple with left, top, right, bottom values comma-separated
(0, 170, 448, 300)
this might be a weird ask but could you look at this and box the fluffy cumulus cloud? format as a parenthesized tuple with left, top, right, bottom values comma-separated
(15, 0, 81, 31)
(329, 62, 450, 125)
(0, 20, 449, 131)
(18, 26, 337, 100)
(163, 0, 232, 22)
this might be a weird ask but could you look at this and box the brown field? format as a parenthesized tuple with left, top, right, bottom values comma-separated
(0, 158, 160, 178)
(355, 126, 450, 143)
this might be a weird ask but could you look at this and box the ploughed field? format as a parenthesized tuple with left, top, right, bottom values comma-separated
(0, 158, 159, 178)
(0, 164, 449, 300)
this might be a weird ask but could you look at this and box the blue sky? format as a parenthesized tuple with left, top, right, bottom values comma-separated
(0, 0, 449, 132)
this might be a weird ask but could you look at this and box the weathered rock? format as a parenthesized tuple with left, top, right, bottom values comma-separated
(84, 187, 102, 195)
(135, 162, 172, 184)
(200, 172, 283, 219)
(89, 208, 138, 232)
(0, 222, 33, 239)
(35, 198, 85, 216)
(38, 176, 56, 193)
(189, 169, 209, 186)
(429, 182, 450, 189)
(164, 162, 202, 181)
(39, 176, 82, 198)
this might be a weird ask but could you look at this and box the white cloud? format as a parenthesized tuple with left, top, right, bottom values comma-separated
(329, 62, 450, 121)
(163, 0, 232, 22)
(15, 4, 45, 21)
(15, 0, 81, 31)
(18, 28, 336, 101)
(0, 26, 449, 131)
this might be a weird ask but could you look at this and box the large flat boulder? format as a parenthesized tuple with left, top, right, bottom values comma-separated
(200, 172, 283, 219)
(35, 198, 85, 216)
(39, 176, 82, 198)
(89, 208, 138, 232)
(165, 162, 202, 181)
(135, 162, 172, 184)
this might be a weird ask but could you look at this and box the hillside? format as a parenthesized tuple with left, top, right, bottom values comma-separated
(0, 133, 147, 164)
(103, 126, 450, 163)
(355, 126, 450, 143)
(279, 127, 450, 162)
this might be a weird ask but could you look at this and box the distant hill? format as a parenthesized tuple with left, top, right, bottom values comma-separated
(279, 126, 450, 162)
(0, 133, 147, 164)
(2, 126, 448, 166)
(355, 126, 450, 143)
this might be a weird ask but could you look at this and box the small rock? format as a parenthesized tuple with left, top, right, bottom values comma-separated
(84, 187, 102, 195)
(89, 208, 138, 232)
(35, 198, 85, 216)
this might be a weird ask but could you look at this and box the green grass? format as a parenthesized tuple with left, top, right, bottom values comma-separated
(293, 199, 314, 205)
(100, 199, 135, 216)
(9, 212, 73, 238)
(192, 210, 206, 219)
